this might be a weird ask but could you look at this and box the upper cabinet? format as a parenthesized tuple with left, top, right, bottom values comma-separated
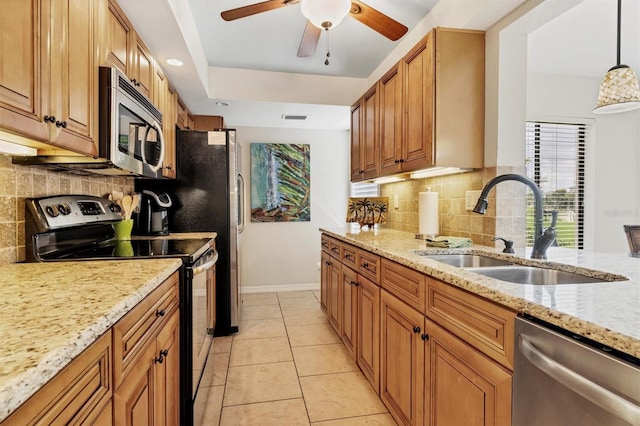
(0, 0, 99, 156)
(130, 33, 153, 99)
(351, 84, 380, 182)
(101, 0, 132, 76)
(351, 27, 485, 182)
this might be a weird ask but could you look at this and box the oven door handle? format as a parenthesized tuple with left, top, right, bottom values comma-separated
(518, 334, 640, 424)
(192, 250, 218, 276)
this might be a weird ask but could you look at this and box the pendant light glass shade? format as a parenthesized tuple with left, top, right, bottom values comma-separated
(594, 65, 640, 114)
(301, 0, 351, 29)
(593, 0, 640, 114)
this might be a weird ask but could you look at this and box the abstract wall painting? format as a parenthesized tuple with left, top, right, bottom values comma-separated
(250, 143, 311, 222)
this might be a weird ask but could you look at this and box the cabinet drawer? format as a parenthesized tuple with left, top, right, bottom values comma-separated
(426, 277, 515, 370)
(113, 271, 179, 387)
(357, 250, 380, 284)
(321, 234, 331, 253)
(329, 239, 342, 260)
(341, 243, 358, 270)
(381, 259, 426, 312)
(4, 331, 112, 425)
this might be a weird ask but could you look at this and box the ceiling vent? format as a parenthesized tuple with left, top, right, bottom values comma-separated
(282, 114, 308, 120)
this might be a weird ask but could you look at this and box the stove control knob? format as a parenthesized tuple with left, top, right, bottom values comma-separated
(109, 203, 122, 213)
(45, 205, 59, 217)
(58, 203, 71, 215)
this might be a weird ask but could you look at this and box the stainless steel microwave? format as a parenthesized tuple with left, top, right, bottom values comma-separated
(13, 67, 166, 178)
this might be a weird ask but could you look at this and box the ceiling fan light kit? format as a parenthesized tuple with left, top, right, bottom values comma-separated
(593, 0, 640, 114)
(301, 0, 351, 29)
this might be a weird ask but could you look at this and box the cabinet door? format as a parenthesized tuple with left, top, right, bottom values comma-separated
(380, 290, 425, 426)
(162, 84, 177, 178)
(101, 0, 132, 74)
(379, 63, 403, 176)
(361, 84, 379, 179)
(0, 0, 50, 142)
(132, 34, 153, 99)
(426, 320, 511, 426)
(48, 0, 99, 155)
(154, 311, 180, 426)
(357, 275, 380, 394)
(402, 32, 434, 171)
(114, 342, 156, 426)
(350, 101, 363, 182)
(328, 259, 342, 335)
(320, 250, 331, 314)
(341, 265, 358, 359)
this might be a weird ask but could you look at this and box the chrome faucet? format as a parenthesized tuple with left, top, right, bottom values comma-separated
(473, 174, 556, 259)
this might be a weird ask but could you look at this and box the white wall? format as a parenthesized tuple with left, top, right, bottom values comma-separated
(235, 127, 350, 292)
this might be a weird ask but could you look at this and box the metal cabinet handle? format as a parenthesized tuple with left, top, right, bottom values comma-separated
(55, 120, 67, 128)
(413, 326, 421, 333)
(361, 262, 369, 268)
(44, 115, 56, 123)
(155, 309, 165, 317)
(421, 333, 429, 341)
(519, 334, 640, 425)
(345, 253, 353, 259)
(154, 349, 169, 364)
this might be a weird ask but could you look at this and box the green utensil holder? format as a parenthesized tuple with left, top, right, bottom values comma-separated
(113, 219, 133, 240)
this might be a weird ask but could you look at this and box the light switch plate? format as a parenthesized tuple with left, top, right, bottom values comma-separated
(466, 190, 482, 210)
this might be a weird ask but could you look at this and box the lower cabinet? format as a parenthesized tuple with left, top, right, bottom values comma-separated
(320, 250, 331, 313)
(380, 289, 425, 426)
(427, 319, 512, 426)
(2, 331, 113, 425)
(327, 258, 342, 335)
(113, 310, 180, 426)
(357, 274, 380, 393)
(341, 265, 359, 358)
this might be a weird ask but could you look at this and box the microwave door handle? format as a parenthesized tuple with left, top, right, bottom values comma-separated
(141, 122, 165, 173)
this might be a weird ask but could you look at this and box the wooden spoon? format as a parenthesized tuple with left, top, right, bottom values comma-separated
(122, 195, 133, 220)
(131, 193, 140, 216)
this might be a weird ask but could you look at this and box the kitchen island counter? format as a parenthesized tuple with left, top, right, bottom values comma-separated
(0, 258, 182, 422)
(321, 227, 640, 359)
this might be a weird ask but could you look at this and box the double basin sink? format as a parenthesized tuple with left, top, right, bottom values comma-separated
(414, 253, 627, 285)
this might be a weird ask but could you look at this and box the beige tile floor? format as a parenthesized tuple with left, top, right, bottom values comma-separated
(197, 290, 398, 425)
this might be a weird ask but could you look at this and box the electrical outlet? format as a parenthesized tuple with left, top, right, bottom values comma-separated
(466, 190, 482, 210)
(393, 194, 399, 209)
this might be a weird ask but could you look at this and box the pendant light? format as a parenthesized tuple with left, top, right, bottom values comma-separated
(593, 0, 640, 114)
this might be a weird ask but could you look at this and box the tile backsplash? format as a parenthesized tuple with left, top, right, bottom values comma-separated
(380, 166, 527, 248)
(0, 154, 134, 265)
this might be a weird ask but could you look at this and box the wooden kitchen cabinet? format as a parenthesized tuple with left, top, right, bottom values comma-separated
(192, 115, 225, 130)
(350, 84, 379, 182)
(320, 250, 331, 313)
(357, 273, 380, 393)
(100, 0, 133, 75)
(427, 319, 512, 426)
(379, 62, 404, 176)
(2, 331, 112, 425)
(328, 256, 342, 335)
(113, 271, 181, 425)
(162, 84, 177, 178)
(131, 33, 153, 99)
(0, 0, 99, 156)
(341, 265, 359, 359)
(380, 289, 425, 426)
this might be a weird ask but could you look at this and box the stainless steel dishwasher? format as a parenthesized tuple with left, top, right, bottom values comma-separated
(513, 316, 640, 426)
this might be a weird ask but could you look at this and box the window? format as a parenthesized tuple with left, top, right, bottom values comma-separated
(525, 121, 586, 248)
(350, 182, 379, 198)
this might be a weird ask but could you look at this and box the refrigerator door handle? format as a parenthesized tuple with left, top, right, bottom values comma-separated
(238, 173, 245, 234)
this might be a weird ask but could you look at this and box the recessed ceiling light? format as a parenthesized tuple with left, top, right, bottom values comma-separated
(216, 102, 229, 107)
(166, 58, 183, 67)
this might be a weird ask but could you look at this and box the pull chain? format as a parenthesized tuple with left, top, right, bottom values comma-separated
(325, 28, 330, 66)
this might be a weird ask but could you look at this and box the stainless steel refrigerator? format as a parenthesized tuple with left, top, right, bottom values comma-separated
(140, 129, 243, 335)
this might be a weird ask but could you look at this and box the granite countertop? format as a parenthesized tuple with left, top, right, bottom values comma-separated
(0, 258, 182, 422)
(321, 227, 640, 359)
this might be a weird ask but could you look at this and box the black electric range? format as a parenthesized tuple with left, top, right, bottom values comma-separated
(24, 195, 216, 426)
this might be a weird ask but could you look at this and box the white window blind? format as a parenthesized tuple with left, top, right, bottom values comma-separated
(350, 182, 379, 198)
(525, 121, 586, 249)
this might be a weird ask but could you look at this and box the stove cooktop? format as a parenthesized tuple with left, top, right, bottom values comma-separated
(38, 238, 211, 263)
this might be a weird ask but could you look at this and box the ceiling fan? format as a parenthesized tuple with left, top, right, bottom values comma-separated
(220, 0, 408, 59)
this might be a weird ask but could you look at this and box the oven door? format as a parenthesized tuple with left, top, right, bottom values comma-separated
(190, 248, 217, 423)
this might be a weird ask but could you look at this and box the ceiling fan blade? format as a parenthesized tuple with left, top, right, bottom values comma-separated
(298, 21, 321, 57)
(349, 0, 408, 41)
(221, 0, 293, 21)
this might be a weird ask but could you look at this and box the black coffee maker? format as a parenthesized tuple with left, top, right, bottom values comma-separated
(135, 190, 172, 235)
